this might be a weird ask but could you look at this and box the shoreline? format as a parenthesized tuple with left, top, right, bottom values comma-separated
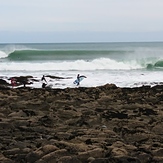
(1, 73, 163, 90)
(0, 84, 163, 162)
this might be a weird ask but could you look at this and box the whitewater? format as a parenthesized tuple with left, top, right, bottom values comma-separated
(0, 42, 163, 88)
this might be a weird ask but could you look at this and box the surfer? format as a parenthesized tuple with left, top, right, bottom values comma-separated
(11, 78, 17, 88)
(73, 74, 87, 86)
(77, 74, 80, 86)
(41, 75, 47, 82)
(41, 75, 47, 88)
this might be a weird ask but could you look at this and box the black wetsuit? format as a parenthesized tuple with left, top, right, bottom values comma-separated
(41, 76, 47, 88)
(77, 74, 80, 86)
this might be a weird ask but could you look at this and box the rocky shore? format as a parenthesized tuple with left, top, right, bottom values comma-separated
(0, 83, 163, 163)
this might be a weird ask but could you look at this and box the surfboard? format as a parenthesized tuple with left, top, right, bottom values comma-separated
(73, 76, 86, 84)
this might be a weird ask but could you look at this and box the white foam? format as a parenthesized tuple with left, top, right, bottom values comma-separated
(1, 68, 163, 89)
(0, 58, 144, 71)
(0, 51, 8, 58)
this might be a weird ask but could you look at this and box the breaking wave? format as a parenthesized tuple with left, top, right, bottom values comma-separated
(0, 43, 163, 71)
(0, 49, 127, 61)
(0, 57, 162, 71)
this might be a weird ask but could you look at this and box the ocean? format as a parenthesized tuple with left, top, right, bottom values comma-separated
(0, 42, 163, 88)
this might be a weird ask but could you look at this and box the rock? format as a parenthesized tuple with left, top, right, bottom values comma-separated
(111, 147, 128, 156)
(0, 84, 163, 162)
(152, 123, 163, 135)
(0, 79, 10, 87)
(25, 151, 41, 163)
(0, 153, 14, 163)
(42, 145, 58, 154)
(41, 149, 69, 162)
(57, 156, 82, 163)
(152, 148, 163, 157)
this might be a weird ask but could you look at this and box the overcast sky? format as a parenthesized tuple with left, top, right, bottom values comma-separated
(0, 0, 163, 43)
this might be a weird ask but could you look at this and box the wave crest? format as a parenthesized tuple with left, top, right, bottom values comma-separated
(0, 58, 143, 71)
(0, 50, 8, 58)
(154, 60, 163, 68)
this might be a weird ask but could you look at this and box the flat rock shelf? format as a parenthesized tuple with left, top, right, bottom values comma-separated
(0, 84, 163, 163)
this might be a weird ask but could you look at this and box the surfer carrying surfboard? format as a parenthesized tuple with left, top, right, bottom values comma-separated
(73, 74, 87, 86)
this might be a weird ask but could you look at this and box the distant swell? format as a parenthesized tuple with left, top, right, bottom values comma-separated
(6, 49, 127, 61)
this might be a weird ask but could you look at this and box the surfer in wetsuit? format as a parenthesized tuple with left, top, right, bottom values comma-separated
(41, 75, 47, 82)
(73, 74, 87, 86)
(41, 75, 47, 88)
(77, 74, 80, 86)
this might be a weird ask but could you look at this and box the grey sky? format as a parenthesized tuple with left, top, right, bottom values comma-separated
(0, 0, 163, 43)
